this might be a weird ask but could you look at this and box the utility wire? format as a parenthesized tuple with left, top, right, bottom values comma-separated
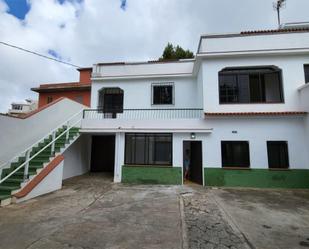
(0, 41, 80, 68)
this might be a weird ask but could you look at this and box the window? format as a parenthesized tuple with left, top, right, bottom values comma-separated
(267, 141, 289, 169)
(125, 133, 172, 166)
(304, 65, 309, 83)
(98, 88, 124, 118)
(47, 96, 53, 104)
(98, 88, 123, 112)
(75, 95, 83, 104)
(219, 66, 283, 104)
(12, 105, 22, 110)
(221, 141, 250, 168)
(152, 83, 174, 105)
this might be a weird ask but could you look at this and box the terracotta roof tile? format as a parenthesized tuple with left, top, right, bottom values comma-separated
(240, 28, 309, 35)
(205, 111, 307, 116)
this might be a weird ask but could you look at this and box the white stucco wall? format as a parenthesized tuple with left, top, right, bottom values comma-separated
(0, 98, 85, 166)
(202, 54, 309, 113)
(91, 77, 201, 109)
(203, 116, 307, 169)
(62, 135, 91, 180)
(93, 61, 194, 79)
(15, 161, 64, 203)
(199, 32, 309, 54)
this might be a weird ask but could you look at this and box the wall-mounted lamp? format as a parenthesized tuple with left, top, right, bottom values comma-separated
(191, 133, 196, 139)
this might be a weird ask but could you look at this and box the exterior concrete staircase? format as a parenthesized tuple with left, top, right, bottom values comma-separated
(0, 126, 80, 206)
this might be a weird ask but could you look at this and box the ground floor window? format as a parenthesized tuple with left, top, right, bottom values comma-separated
(267, 141, 289, 169)
(221, 141, 250, 168)
(125, 133, 172, 166)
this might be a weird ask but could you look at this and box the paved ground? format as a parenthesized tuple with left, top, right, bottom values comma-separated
(211, 188, 309, 249)
(0, 174, 309, 249)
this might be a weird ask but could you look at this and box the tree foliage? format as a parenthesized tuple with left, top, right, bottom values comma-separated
(159, 43, 194, 61)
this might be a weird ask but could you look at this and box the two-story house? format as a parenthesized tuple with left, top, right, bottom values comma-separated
(80, 27, 309, 188)
(2, 27, 309, 206)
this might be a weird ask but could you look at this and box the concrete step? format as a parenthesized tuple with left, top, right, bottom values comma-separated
(0, 196, 11, 207)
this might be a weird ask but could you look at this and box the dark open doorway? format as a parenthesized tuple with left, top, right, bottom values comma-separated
(91, 135, 115, 175)
(183, 141, 203, 185)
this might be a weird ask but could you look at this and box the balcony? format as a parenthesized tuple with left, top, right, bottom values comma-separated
(80, 108, 211, 133)
(83, 108, 204, 120)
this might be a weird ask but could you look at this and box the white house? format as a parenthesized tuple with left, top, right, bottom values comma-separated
(8, 99, 38, 117)
(80, 27, 309, 188)
(1, 27, 309, 206)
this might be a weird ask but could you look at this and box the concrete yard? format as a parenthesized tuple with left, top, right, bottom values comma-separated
(0, 174, 308, 249)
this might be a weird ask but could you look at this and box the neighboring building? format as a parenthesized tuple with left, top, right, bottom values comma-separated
(8, 99, 38, 117)
(31, 67, 92, 107)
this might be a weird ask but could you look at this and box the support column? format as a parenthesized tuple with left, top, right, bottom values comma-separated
(114, 132, 125, 183)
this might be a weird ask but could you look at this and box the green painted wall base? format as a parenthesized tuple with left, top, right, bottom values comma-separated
(122, 166, 182, 185)
(204, 168, 309, 189)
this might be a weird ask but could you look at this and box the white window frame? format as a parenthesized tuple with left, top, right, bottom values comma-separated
(151, 82, 175, 106)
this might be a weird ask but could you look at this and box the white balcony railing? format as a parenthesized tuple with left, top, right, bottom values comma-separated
(83, 108, 204, 120)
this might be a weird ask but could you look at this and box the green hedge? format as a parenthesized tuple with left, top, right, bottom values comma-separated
(122, 166, 182, 185)
(204, 168, 309, 188)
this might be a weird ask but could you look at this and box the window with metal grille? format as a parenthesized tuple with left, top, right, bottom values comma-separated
(125, 133, 172, 166)
(152, 83, 174, 105)
(221, 141, 250, 168)
(219, 66, 283, 104)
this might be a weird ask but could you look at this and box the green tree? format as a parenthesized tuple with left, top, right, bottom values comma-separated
(159, 43, 194, 61)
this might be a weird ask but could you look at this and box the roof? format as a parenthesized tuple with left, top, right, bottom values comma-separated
(77, 67, 92, 71)
(200, 28, 309, 39)
(96, 59, 195, 66)
(31, 82, 91, 93)
(240, 28, 309, 35)
(204, 112, 307, 117)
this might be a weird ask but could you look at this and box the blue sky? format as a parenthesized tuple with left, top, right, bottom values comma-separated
(4, 0, 125, 20)
(3, 0, 30, 19)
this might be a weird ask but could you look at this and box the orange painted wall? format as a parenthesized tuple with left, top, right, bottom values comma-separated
(79, 70, 92, 84)
(38, 90, 90, 107)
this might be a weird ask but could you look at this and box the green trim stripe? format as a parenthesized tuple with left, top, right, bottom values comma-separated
(204, 168, 309, 189)
(122, 166, 182, 185)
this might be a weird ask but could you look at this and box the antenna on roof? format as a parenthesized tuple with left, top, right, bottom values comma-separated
(273, 0, 286, 28)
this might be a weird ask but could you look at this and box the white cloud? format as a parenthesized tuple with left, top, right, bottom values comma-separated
(0, 0, 309, 112)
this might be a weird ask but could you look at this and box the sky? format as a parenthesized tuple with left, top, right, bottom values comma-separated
(0, 0, 309, 112)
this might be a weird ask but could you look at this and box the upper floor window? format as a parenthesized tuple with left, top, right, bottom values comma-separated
(47, 96, 53, 104)
(12, 105, 23, 110)
(304, 65, 309, 83)
(219, 66, 284, 104)
(152, 83, 174, 105)
(98, 87, 124, 118)
(75, 95, 83, 104)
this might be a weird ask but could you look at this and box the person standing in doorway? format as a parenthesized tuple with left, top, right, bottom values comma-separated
(184, 149, 190, 181)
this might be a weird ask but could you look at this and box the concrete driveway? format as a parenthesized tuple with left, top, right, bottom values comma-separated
(211, 188, 309, 249)
(0, 174, 308, 249)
